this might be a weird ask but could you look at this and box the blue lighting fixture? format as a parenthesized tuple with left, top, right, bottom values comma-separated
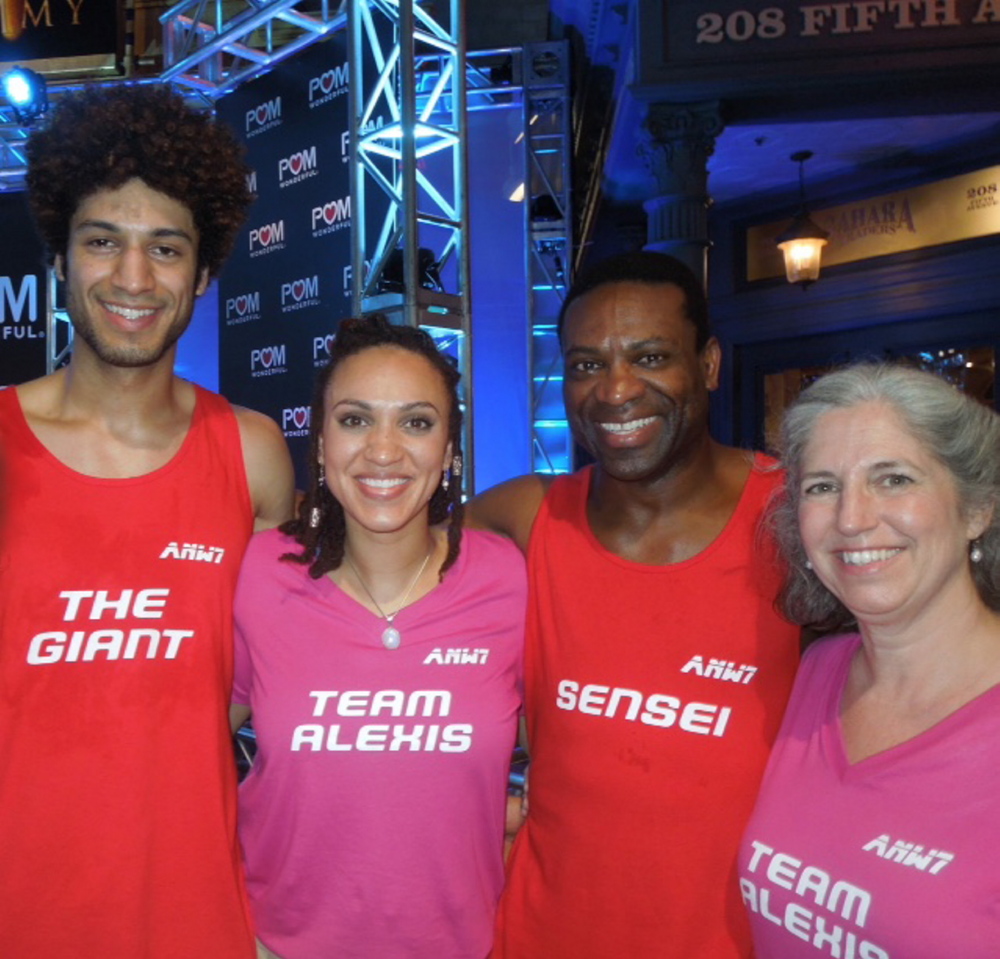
(2, 66, 49, 125)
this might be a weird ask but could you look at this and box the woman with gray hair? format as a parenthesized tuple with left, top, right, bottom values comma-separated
(738, 362, 1000, 956)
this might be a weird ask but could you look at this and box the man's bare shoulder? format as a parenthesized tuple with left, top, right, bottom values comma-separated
(466, 473, 555, 553)
(716, 444, 761, 498)
(10, 371, 66, 421)
(231, 402, 283, 440)
(232, 404, 296, 530)
(673, 444, 759, 529)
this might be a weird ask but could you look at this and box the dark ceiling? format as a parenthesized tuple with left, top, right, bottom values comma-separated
(478, 0, 1000, 219)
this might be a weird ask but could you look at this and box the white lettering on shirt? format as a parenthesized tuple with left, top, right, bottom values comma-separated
(680, 655, 758, 684)
(422, 648, 491, 665)
(27, 587, 195, 665)
(741, 839, 890, 958)
(555, 678, 732, 737)
(292, 689, 471, 753)
(862, 834, 954, 874)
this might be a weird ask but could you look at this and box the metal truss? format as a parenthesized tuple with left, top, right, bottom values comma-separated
(45, 270, 72, 374)
(521, 42, 572, 475)
(349, 0, 474, 483)
(1, 2, 346, 194)
(160, 0, 347, 97)
(349, 0, 468, 327)
(0, 108, 29, 192)
(3, 0, 553, 468)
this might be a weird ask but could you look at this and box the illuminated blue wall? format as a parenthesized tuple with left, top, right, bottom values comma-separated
(467, 106, 532, 491)
(175, 281, 219, 392)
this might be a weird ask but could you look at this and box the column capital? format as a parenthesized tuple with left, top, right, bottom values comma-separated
(638, 100, 724, 195)
(636, 101, 724, 283)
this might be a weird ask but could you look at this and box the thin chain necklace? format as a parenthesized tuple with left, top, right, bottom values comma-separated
(344, 544, 434, 650)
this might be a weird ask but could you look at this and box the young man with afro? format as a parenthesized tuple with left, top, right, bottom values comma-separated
(0, 84, 294, 958)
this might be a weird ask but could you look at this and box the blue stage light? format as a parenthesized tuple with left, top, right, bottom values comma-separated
(1, 67, 49, 125)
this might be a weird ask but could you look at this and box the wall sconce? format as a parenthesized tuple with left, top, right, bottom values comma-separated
(776, 150, 829, 289)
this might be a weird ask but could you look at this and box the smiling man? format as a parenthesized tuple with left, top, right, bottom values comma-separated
(0, 85, 294, 958)
(469, 251, 800, 958)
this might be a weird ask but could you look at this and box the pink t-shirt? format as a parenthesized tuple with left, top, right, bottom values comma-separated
(233, 528, 525, 959)
(739, 633, 1000, 958)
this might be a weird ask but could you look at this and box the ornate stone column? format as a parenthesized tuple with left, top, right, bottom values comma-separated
(638, 101, 724, 286)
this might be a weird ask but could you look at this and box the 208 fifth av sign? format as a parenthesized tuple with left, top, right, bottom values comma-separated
(638, 1, 1000, 89)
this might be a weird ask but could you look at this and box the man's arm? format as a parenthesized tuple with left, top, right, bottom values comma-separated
(465, 473, 552, 554)
(504, 716, 530, 859)
(234, 406, 296, 531)
(229, 703, 252, 734)
(468, 480, 545, 855)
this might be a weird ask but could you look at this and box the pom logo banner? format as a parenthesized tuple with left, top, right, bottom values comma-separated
(217, 33, 355, 485)
(0, 193, 47, 387)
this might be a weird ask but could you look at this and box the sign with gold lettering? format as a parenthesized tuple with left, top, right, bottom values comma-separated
(639, 1, 1000, 87)
(1, 0, 118, 75)
(746, 165, 1000, 280)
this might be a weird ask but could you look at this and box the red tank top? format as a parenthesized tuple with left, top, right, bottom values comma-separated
(0, 385, 255, 958)
(493, 456, 800, 959)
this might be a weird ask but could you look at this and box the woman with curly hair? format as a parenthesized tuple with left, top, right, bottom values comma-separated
(230, 315, 526, 959)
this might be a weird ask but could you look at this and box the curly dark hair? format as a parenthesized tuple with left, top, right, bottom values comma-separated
(282, 314, 465, 580)
(25, 83, 252, 278)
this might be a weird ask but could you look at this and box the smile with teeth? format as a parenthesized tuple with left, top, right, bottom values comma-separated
(104, 302, 157, 321)
(598, 416, 657, 434)
(359, 477, 408, 490)
(838, 548, 902, 566)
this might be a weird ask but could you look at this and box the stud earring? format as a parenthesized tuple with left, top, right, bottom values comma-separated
(804, 559, 813, 570)
(441, 470, 450, 493)
(970, 541, 984, 564)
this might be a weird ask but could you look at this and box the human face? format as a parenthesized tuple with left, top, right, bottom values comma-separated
(57, 178, 208, 370)
(319, 346, 453, 539)
(562, 281, 720, 483)
(797, 402, 988, 633)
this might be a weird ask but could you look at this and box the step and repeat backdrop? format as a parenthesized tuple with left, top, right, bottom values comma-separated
(1, 29, 532, 488)
(0, 193, 46, 387)
(216, 34, 356, 482)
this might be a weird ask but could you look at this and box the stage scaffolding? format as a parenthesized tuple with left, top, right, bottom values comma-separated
(0, 0, 572, 476)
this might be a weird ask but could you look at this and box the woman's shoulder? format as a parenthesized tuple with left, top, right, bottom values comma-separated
(240, 525, 304, 573)
(461, 527, 527, 565)
(248, 523, 297, 551)
(801, 631, 861, 673)
(775, 633, 860, 728)
(235, 529, 306, 617)
(455, 528, 528, 594)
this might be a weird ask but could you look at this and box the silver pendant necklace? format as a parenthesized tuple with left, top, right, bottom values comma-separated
(345, 545, 434, 650)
